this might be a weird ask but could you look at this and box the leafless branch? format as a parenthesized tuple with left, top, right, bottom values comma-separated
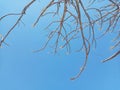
(0, 0, 120, 80)
(0, 0, 36, 46)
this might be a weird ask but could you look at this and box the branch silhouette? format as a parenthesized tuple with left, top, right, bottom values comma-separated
(0, 0, 120, 80)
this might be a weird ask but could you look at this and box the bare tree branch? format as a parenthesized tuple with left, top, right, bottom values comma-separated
(0, 0, 36, 47)
(0, 0, 120, 80)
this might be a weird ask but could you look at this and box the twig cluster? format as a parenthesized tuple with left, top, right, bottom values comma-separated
(0, 0, 119, 80)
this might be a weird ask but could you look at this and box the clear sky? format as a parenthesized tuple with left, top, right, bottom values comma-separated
(0, 0, 120, 90)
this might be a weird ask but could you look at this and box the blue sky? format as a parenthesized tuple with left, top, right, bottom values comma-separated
(0, 0, 120, 90)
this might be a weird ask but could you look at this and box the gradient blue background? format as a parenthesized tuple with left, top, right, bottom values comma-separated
(0, 0, 120, 90)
